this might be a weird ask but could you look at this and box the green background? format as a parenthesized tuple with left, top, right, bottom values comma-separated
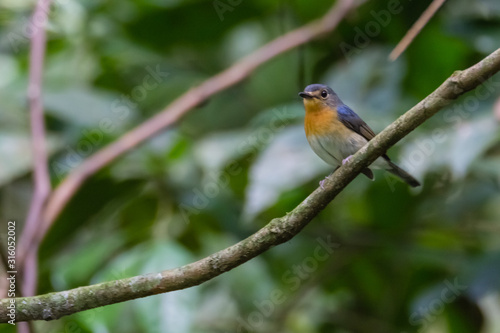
(1, 0, 500, 332)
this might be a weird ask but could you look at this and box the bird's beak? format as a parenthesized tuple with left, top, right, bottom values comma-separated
(299, 92, 313, 99)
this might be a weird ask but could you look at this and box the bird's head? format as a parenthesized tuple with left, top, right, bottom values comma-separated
(299, 84, 342, 113)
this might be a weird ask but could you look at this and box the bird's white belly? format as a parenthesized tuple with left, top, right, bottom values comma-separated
(307, 132, 387, 169)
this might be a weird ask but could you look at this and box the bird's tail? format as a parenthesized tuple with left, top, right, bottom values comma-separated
(386, 161, 420, 187)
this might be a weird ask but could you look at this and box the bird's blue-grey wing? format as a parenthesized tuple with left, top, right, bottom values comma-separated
(336, 104, 390, 161)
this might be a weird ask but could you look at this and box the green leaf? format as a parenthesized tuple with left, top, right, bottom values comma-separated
(243, 125, 329, 221)
(44, 87, 138, 129)
(0, 132, 62, 186)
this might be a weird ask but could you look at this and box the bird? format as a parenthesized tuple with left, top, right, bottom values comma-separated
(298, 83, 420, 188)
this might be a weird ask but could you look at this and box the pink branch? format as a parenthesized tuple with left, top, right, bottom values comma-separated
(389, 0, 446, 61)
(17, 0, 53, 300)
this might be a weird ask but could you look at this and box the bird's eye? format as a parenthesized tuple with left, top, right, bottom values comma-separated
(320, 90, 328, 98)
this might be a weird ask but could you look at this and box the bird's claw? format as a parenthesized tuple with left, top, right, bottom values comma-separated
(342, 155, 353, 165)
(319, 175, 331, 189)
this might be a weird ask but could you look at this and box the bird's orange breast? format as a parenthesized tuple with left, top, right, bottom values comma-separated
(304, 101, 344, 137)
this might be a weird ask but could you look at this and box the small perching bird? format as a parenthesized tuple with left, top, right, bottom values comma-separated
(299, 84, 420, 188)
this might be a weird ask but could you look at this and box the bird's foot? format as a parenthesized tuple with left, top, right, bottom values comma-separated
(342, 155, 353, 165)
(320, 167, 340, 189)
(319, 177, 328, 189)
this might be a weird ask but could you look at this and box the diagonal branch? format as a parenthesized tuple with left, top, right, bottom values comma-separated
(16, 0, 361, 267)
(2, 47, 499, 324)
(389, 0, 447, 61)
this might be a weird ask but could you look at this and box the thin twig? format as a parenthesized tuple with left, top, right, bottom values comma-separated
(20, 0, 360, 267)
(389, 0, 446, 61)
(2, 47, 499, 323)
(17, 0, 53, 302)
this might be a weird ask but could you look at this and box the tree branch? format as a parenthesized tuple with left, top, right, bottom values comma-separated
(2, 47, 499, 324)
(17, 0, 54, 298)
(19, 0, 359, 267)
(389, 0, 446, 61)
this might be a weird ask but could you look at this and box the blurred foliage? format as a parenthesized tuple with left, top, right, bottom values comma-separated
(1, 0, 500, 332)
